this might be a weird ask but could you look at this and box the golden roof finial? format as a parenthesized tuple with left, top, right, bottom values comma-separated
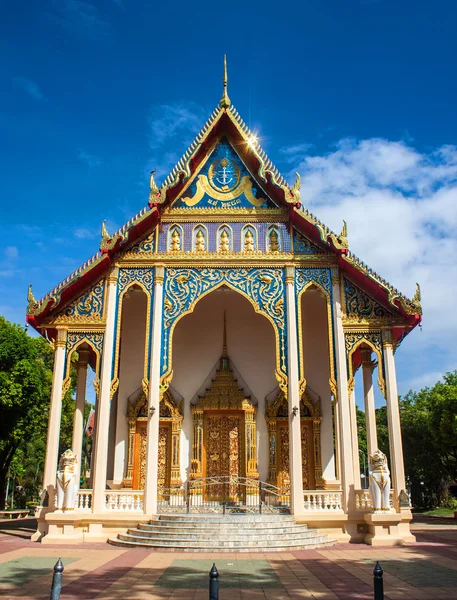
(101, 220, 110, 241)
(222, 310, 228, 357)
(413, 283, 421, 307)
(27, 284, 37, 313)
(219, 54, 231, 109)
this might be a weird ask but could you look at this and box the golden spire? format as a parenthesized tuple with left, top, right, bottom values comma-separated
(219, 55, 230, 109)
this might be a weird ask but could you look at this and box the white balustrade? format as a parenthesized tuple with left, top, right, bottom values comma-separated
(104, 491, 144, 512)
(303, 491, 343, 511)
(355, 489, 396, 511)
(76, 490, 93, 511)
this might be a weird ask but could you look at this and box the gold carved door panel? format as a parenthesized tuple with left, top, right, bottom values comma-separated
(277, 420, 315, 491)
(203, 412, 243, 500)
(132, 421, 171, 494)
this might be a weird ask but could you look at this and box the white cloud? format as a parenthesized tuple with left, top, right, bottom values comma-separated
(74, 228, 97, 239)
(148, 102, 207, 150)
(146, 102, 207, 184)
(78, 150, 101, 168)
(47, 0, 110, 37)
(5, 246, 18, 260)
(13, 77, 45, 102)
(291, 138, 457, 392)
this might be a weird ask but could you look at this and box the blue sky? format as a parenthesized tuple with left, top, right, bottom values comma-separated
(1, 0, 457, 400)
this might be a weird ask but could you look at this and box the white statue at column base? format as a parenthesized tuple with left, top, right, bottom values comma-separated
(56, 449, 79, 512)
(369, 450, 391, 513)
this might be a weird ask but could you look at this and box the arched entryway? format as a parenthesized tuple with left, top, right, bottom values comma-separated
(171, 286, 276, 485)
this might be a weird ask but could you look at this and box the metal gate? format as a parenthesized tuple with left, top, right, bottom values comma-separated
(157, 476, 290, 514)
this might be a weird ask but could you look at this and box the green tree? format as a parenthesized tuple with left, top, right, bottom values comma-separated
(400, 372, 457, 509)
(0, 316, 76, 509)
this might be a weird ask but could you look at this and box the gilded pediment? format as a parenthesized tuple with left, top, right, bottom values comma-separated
(45, 279, 106, 325)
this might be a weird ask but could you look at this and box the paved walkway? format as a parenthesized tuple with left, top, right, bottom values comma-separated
(0, 516, 457, 599)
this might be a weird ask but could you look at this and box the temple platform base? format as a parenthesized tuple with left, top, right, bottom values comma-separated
(363, 510, 416, 546)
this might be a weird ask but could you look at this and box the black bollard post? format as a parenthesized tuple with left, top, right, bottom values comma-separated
(209, 563, 219, 600)
(373, 561, 384, 600)
(50, 558, 64, 600)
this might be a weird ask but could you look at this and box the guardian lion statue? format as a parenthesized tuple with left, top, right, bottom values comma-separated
(56, 449, 78, 511)
(369, 450, 391, 512)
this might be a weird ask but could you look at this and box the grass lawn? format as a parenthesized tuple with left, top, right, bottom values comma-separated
(423, 507, 457, 516)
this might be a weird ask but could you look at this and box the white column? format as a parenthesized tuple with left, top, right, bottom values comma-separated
(92, 268, 118, 513)
(72, 348, 89, 486)
(42, 328, 67, 504)
(349, 389, 361, 490)
(331, 268, 355, 511)
(285, 265, 304, 515)
(382, 329, 406, 502)
(361, 348, 378, 457)
(144, 265, 165, 515)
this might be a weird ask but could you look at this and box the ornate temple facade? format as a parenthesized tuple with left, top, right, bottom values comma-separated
(27, 61, 422, 546)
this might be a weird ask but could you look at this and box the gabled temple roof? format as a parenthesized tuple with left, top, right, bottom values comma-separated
(26, 58, 422, 340)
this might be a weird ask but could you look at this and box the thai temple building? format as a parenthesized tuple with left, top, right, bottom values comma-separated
(27, 59, 422, 548)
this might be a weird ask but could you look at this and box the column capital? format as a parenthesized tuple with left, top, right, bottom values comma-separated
(154, 264, 165, 286)
(330, 267, 340, 285)
(107, 267, 119, 285)
(76, 348, 90, 368)
(55, 328, 67, 348)
(285, 264, 295, 286)
(382, 328, 393, 348)
(360, 347, 375, 368)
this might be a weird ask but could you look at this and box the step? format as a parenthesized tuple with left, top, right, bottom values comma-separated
(125, 529, 318, 542)
(118, 533, 327, 549)
(156, 515, 295, 524)
(108, 538, 335, 551)
(136, 524, 309, 535)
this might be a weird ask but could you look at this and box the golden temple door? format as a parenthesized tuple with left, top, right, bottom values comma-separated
(132, 421, 172, 495)
(203, 411, 244, 500)
(276, 420, 316, 491)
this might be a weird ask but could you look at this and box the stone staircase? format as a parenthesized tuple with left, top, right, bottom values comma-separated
(108, 514, 335, 551)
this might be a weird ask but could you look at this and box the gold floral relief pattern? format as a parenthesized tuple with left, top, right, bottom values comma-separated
(157, 426, 170, 493)
(279, 425, 290, 491)
(343, 277, 395, 322)
(138, 425, 148, 490)
(206, 415, 241, 499)
(301, 424, 309, 489)
(162, 267, 287, 394)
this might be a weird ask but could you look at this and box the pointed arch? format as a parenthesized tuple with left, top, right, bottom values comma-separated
(192, 224, 208, 252)
(216, 223, 233, 253)
(241, 224, 258, 252)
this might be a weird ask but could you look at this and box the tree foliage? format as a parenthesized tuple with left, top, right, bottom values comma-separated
(357, 371, 457, 509)
(400, 371, 457, 509)
(0, 316, 76, 509)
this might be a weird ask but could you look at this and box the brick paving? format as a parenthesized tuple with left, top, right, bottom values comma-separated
(0, 516, 457, 599)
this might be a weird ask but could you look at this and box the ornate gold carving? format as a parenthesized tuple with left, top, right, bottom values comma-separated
(55, 328, 68, 348)
(219, 227, 230, 252)
(107, 267, 119, 285)
(110, 377, 119, 399)
(149, 171, 167, 204)
(125, 389, 183, 489)
(285, 265, 295, 286)
(170, 227, 181, 252)
(27, 284, 37, 315)
(244, 228, 255, 251)
(330, 267, 340, 285)
(182, 174, 266, 208)
(100, 221, 124, 253)
(268, 228, 280, 252)
(195, 228, 206, 252)
(382, 328, 393, 348)
(154, 264, 165, 285)
(161, 207, 288, 222)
